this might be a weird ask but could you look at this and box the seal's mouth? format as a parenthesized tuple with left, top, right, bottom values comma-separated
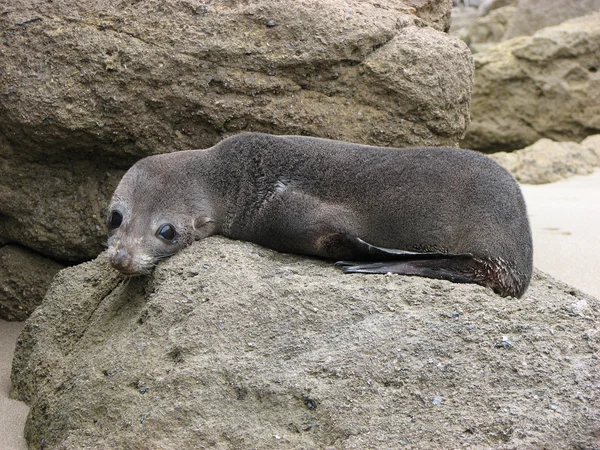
(110, 260, 156, 277)
(108, 247, 155, 277)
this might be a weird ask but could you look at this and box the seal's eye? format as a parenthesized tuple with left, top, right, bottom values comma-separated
(156, 224, 177, 243)
(108, 211, 123, 230)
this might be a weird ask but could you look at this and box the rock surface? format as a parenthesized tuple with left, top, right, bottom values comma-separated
(457, 6, 517, 51)
(490, 138, 599, 184)
(455, 0, 600, 49)
(478, 0, 518, 17)
(0, 245, 64, 321)
(462, 12, 600, 152)
(504, 0, 600, 40)
(12, 237, 600, 449)
(0, 0, 471, 265)
(0, 134, 123, 262)
(581, 134, 600, 166)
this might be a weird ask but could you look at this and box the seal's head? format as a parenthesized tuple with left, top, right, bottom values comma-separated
(106, 154, 215, 276)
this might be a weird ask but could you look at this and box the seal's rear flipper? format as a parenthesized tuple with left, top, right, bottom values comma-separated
(352, 237, 473, 261)
(336, 258, 482, 286)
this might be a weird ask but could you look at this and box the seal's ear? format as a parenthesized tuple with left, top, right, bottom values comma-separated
(193, 217, 214, 230)
(193, 216, 215, 240)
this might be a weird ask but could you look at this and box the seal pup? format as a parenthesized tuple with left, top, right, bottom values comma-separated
(106, 133, 533, 297)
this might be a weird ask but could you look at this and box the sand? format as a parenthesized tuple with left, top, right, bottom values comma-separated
(0, 321, 28, 450)
(0, 169, 598, 449)
(521, 168, 600, 299)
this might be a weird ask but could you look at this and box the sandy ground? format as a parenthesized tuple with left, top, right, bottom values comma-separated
(521, 168, 600, 299)
(0, 321, 28, 450)
(0, 169, 599, 449)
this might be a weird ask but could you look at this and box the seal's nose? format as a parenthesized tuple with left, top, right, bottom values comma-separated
(109, 248, 136, 275)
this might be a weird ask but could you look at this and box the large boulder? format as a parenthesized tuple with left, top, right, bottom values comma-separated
(489, 138, 599, 184)
(11, 237, 600, 449)
(462, 12, 600, 152)
(453, 0, 600, 51)
(461, 5, 517, 51)
(478, 0, 518, 17)
(581, 134, 600, 166)
(503, 0, 600, 40)
(0, 134, 123, 262)
(0, 0, 471, 265)
(0, 244, 64, 321)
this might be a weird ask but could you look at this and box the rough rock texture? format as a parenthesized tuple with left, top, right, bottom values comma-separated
(581, 134, 600, 166)
(462, 12, 600, 152)
(448, 5, 479, 38)
(0, 0, 471, 265)
(478, 0, 518, 17)
(12, 237, 600, 449)
(490, 138, 599, 184)
(461, 5, 517, 51)
(0, 134, 123, 262)
(504, 0, 600, 40)
(0, 245, 64, 321)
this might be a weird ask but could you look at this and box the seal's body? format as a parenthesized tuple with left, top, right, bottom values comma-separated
(107, 133, 533, 297)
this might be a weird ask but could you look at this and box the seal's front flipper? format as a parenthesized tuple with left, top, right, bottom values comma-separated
(352, 237, 472, 261)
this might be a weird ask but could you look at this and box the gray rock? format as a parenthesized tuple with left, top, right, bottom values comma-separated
(0, 0, 471, 263)
(460, 5, 517, 50)
(478, 0, 518, 17)
(0, 135, 123, 261)
(0, 245, 65, 321)
(449, 6, 480, 36)
(449, 0, 516, 46)
(462, 12, 600, 152)
(504, 0, 600, 40)
(581, 134, 600, 167)
(11, 237, 600, 449)
(489, 138, 599, 184)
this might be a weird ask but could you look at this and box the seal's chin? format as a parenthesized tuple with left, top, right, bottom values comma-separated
(112, 266, 152, 277)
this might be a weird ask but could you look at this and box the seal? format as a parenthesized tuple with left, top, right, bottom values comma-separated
(106, 133, 533, 297)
